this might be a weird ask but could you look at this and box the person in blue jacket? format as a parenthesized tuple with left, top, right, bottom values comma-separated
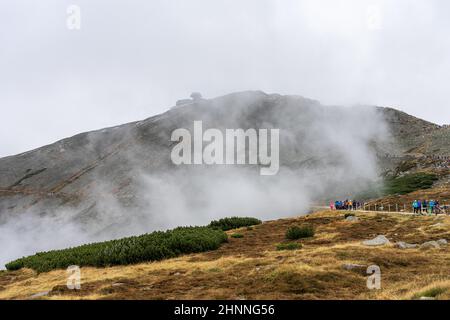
(412, 200, 419, 214)
(429, 200, 435, 214)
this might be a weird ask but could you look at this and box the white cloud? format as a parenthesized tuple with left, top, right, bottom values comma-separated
(0, 0, 449, 157)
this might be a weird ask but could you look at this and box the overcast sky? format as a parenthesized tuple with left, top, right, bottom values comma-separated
(1, 0, 449, 157)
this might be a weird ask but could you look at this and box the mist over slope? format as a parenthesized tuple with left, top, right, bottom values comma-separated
(0, 91, 444, 267)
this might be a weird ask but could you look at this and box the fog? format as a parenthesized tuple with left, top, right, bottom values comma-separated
(0, 92, 391, 268)
(1, 0, 450, 158)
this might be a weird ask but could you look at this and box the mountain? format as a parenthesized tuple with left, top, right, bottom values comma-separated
(0, 91, 449, 256)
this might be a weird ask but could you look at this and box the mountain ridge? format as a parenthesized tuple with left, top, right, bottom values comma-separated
(0, 91, 449, 266)
(1, 91, 448, 211)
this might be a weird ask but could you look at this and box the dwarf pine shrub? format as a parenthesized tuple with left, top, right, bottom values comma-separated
(285, 225, 314, 240)
(208, 217, 262, 231)
(5, 226, 228, 273)
(384, 173, 438, 195)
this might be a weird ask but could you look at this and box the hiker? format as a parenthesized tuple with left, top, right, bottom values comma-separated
(429, 200, 435, 215)
(412, 200, 419, 214)
(417, 200, 422, 215)
(435, 200, 440, 215)
(330, 201, 335, 210)
(423, 200, 428, 214)
(352, 200, 357, 210)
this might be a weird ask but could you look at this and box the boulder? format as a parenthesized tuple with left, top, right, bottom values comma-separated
(345, 216, 359, 222)
(419, 296, 435, 300)
(112, 282, 126, 287)
(395, 241, 418, 249)
(420, 241, 440, 250)
(30, 291, 50, 299)
(362, 235, 390, 246)
(430, 223, 444, 228)
(436, 239, 448, 246)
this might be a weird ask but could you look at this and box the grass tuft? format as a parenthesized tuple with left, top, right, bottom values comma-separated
(413, 286, 448, 299)
(230, 233, 244, 239)
(276, 243, 302, 251)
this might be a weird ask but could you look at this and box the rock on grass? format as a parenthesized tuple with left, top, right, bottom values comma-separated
(362, 235, 390, 246)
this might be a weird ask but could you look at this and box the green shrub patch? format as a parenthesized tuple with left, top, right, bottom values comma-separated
(6, 226, 228, 273)
(285, 225, 315, 240)
(276, 243, 302, 251)
(230, 233, 244, 239)
(208, 217, 262, 231)
(384, 173, 438, 195)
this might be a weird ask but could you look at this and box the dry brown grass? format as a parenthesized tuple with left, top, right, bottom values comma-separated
(0, 210, 448, 300)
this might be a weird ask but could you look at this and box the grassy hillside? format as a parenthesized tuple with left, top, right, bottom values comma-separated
(0, 210, 449, 300)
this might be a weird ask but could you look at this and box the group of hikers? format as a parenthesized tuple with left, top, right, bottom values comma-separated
(331, 200, 363, 211)
(329, 198, 447, 215)
(412, 199, 442, 215)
